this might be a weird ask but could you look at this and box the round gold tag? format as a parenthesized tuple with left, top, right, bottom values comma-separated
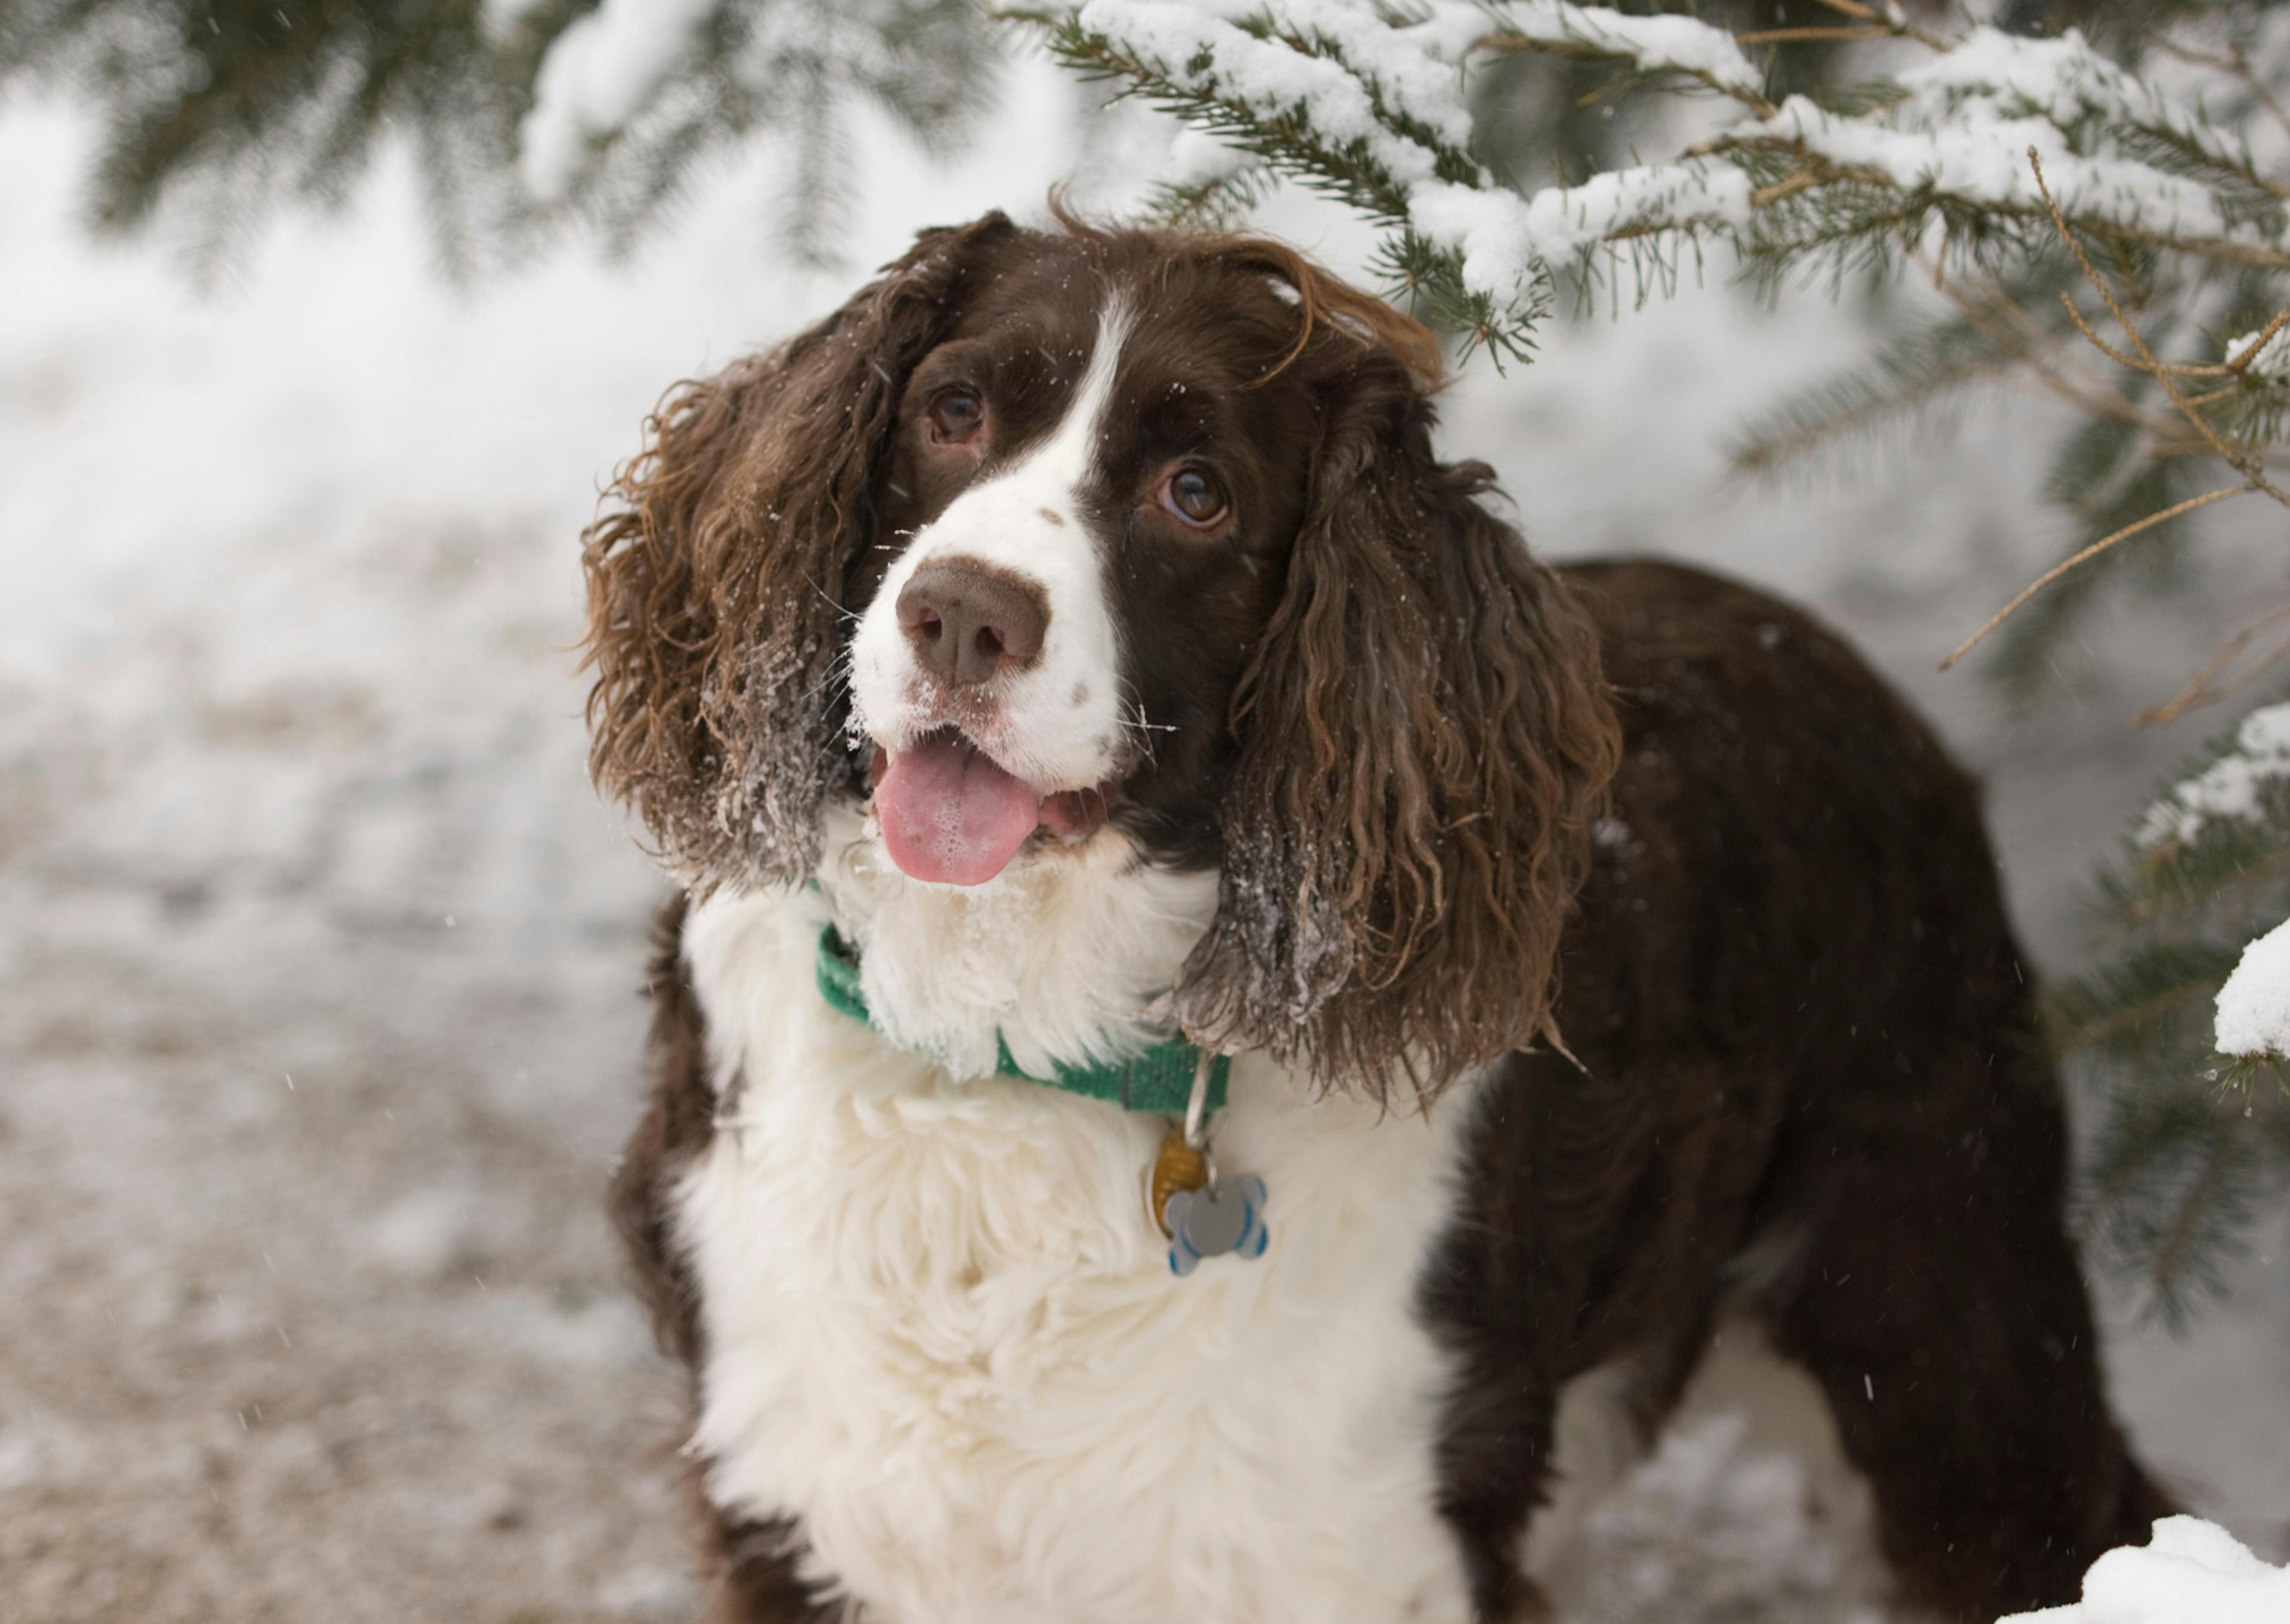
(1147, 1126, 1209, 1238)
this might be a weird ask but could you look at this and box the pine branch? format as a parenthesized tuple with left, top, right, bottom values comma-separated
(1145, 161, 1282, 229)
(1726, 308, 2026, 476)
(2049, 937, 2247, 1061)
(1014, 4, 1549, 357)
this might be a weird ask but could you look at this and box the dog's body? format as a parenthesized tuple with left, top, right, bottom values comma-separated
(587, 215, 2165, 1622)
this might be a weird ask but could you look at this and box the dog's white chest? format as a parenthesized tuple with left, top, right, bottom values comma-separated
(675, 892, 1480, 1624)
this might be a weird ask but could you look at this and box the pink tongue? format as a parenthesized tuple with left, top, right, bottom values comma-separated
(875, 734, 1042, 885)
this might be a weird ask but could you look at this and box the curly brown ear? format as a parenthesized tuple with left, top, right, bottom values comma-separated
(582, 213, 1014, 889)
(1174, 343, 1622, 1102)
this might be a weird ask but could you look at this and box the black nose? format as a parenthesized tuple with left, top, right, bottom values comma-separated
(896, 558, 1049, 687)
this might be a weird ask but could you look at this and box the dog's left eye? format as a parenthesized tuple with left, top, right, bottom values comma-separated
(1159, 466, 1230, 529)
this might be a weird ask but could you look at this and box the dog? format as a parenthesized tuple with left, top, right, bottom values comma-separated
(581, 210, 2168, 1623)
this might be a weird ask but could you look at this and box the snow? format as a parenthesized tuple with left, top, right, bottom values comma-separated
(1564, 1412, 1871, 1622)
(2226, 326, 2290, 379)
(1484, 1, 1764, 99)
(1068, 5, 2287, 334)
(2138, 701, 2290, 847)
(2215, 918, 2290, 1060)
(1074, 0, 1756, 295)
(1411, 161, 1751, 293)
(1774, 96, 2235, 244)
(1999, 1516, 2290, 1624)
(8, 36, 2290, 1621)
(1905, 26, 2251, 186)
(520, 0, 719, 199)
(1076, 0, 1449, 194)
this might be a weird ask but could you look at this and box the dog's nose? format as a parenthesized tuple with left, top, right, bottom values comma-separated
(896, 559, 1048, 687)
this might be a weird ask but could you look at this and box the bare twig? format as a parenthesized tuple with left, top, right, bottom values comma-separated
(1932, 272, 2181, 441)
(2139, 600, 2290, 727)
(2030, 148, 2290, 505)
(1805, 0, 1952, 52)
(1940, 485, 2246, 670)
(1735, 27, 1886, 45)
(1939, 153, 2290, 683)
(1468, 29, 1778, 117)
(2056, 294, 2236, 377)
(2146, 29, 2290, 147)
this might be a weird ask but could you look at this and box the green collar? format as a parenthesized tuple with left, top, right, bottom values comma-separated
(814, 923, 1228, 1114)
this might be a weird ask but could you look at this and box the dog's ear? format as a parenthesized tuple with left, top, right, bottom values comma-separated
(583, 213, 1014, 888)
(1173, 327, 1622, 1102)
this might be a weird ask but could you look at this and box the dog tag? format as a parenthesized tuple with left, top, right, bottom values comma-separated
(1163, 1175, 1269, 1276)
(1147, 1123, 1209, 1238)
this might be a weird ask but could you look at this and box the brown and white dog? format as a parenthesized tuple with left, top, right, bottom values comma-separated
(583, 210, 2167, 1623)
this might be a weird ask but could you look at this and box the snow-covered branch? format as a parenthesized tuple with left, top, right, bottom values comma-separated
(518, 0, 989, 256)
(1022, 4, 2290, 355)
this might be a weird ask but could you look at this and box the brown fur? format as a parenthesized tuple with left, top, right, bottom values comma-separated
(611, 896, 841, 1620)
(584, 213, 1619, 1098)
(589, 215, 2167, 1623)
(1171, 361, 1621, 1096)
(1417, 563, 2170, 1621)
(583, 213, 1018, 891)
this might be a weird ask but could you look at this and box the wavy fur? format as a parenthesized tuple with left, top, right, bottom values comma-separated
(1172, 325, 1622, 1100)
(582, 213, 1017, 888)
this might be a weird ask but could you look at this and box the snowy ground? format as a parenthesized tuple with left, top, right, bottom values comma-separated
(2, 52, 2286, 1624)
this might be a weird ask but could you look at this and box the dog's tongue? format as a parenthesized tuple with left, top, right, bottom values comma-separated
(875, 734, 1042, 885)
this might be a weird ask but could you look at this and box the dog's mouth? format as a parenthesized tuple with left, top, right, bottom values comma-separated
(867, 727, 1122, 885)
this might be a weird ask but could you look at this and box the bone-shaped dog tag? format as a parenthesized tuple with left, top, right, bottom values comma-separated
(1163, 1174, 1270, 1276)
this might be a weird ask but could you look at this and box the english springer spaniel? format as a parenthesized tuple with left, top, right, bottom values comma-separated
(583, 210, 2167, 1623)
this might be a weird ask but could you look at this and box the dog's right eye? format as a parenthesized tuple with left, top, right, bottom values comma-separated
(926, 386, 986, 447)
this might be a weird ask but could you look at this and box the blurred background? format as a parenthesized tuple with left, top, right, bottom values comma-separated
(2, 10, 2287, 1622)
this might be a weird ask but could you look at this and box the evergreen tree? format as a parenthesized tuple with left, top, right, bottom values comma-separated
(2054, 697, 2290, 1322)
(1021, 0, 2290, 1317)
(0, 0, 995, 272)
(11, 0, 2288, 1313)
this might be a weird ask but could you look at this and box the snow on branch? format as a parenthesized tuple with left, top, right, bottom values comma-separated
(1472, 1, 1766, 104)
(2216, 918, 2290, 1064)
(1020, 4, 2290, 357)
(518, 0, 989, 251)
(2140, 701, 2290, 850)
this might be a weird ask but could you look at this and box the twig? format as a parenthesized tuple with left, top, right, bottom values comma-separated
(1940, 484, 2245, 670)
(1735, 27, 1886, 45)
(2030, 148, 2290, 506)
(2056, 295, 2235, 377)
(2227, 309, 2290, 375)
(1932, 272, 2181, 441)
(1468, 29, 1777, 117)
(2145, 29, 2290, 147)
(2139, 599, 2290, 727)
(1805, 0, 1952, 52)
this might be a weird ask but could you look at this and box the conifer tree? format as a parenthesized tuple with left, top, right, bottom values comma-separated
(2051, 696, 2290, 1322)
(0, 0, 994, 271)
(1018, 0, 2290, 1318)
(10, 0, 2287, 1313)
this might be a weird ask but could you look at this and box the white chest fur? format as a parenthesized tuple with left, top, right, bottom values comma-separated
(675, 888, 1483, 1624)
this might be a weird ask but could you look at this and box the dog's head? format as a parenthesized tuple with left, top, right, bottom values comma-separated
(583, 211, 1619, 1098)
